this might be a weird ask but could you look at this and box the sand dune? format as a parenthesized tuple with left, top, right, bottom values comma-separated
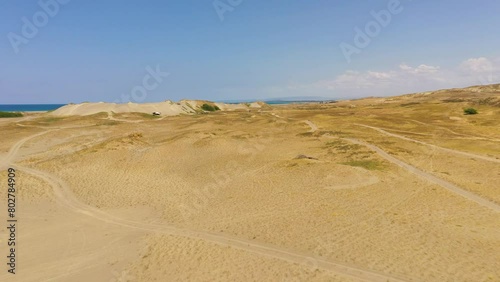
(1, 85, 499, 281)
(50, 100, 264, 116)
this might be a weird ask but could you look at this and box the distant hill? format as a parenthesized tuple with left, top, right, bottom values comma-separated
(221, 96, 336, 105)
(403, 83, 500, 107)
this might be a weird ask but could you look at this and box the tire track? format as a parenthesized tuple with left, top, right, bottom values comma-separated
(342, 138, 500, 213)
(0, 129, 56, 170)
(409, 119, 500, 142)
(355, 124, 500, 164)
(6, 129, 409, 282)
(15, 167, 409, 282)
(304, 120, 500, 212)
(304, 120, 318, 132)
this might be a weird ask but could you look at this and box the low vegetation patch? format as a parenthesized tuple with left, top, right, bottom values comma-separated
(297, 132, 313, 137)
(138, 113, 161, 119)
(476, 97, 495, 105)
(92, 112, 109, 118)
(39, 117, 63, 123)
(463, 107, 478, 115)
(0, 111, 23, 118)
(325, 140, 363, 152)
(128, 132, 143, 138)
(98, 121, 120, 126)
(201, 104, 220, 112)
(341, 160, 384, 170)
(443, 98, 465, 103)
(400, 102, 421, 107)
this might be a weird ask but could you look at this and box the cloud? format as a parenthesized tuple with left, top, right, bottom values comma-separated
(399, 64, 440, 74)
(305, 57, 500, 98)
(460, 57, 495, 73)
(217, 57, 500, 100)
(314, 63, 443, 92)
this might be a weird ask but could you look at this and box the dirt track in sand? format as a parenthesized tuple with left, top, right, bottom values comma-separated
(355, 124, 500, 164)
(1, 97, 499, 281)
(303, 120, 500, 212)
(3, 123, 408, 282)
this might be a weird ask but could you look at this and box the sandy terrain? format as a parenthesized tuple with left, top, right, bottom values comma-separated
(50, 100, 263, 117)
(0, 87, 499, 281)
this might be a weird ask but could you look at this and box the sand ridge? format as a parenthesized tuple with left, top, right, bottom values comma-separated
(50, 100, 264, 117)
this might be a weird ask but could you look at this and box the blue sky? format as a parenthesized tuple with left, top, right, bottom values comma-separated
(1, 0, 499, 104)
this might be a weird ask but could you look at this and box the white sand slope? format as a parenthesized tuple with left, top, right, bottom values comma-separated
(50, 100, 265, 116)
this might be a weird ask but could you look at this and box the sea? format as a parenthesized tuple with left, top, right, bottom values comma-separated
(0, 104, 66, 112)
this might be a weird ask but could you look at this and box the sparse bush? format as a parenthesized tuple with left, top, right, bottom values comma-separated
(463, 108, 478, 115)
(443, 98, 464, 103)
(400, 102, 420, 107)
(0, 111, 23, 118)
(201, 104, 220, 112)
(128, 132, 143, 138)
(341, 160, 383, 170)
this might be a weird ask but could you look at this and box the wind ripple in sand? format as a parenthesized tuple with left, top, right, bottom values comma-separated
(322, 168, 380, 190)
(6, 128, 409, 282)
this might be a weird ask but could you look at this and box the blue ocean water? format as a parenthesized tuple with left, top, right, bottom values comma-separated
(0, 104, 66, 112)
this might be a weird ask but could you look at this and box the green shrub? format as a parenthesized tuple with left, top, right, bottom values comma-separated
(463, 108, 478, 115)
(201, 104, 220, 112)
(0, 111, 23, 118)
